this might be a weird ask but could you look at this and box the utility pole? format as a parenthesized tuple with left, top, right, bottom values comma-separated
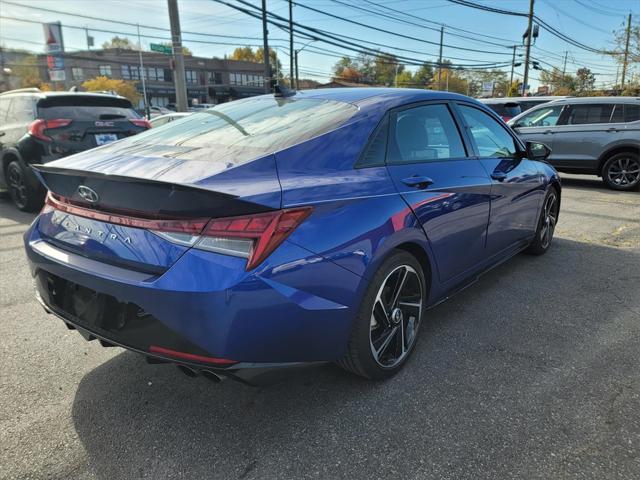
(522, 0, 534, 97)
(289, 0, 294, 89)
(294, 50, 299, 89)
(137, 24, 150, 118)
(262, 0, 271, 93)
(621, 13, 632, 88)
(437, 26, 444, 90)
(167, 0, 188, 112)
(509, 45, 517, 87)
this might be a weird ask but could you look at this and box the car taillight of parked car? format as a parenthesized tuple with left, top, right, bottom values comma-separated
(129, 118, 152, 129)
(28, 119, 73, 142)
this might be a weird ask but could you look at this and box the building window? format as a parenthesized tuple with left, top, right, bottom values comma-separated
(215, 72, 222, 84)
(121, 65, 130, 80)
(72, 67, 83, 80)
(99, 64, 112, 77)
(186, 70, 198, 84)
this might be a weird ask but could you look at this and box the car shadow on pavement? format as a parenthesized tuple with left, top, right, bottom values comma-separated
(70, 237, 640, 480)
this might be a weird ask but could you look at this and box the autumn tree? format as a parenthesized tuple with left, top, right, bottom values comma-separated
(575, 67, 596, 95)
(540, 67, 576, 94)
(229, 46, 282, 80)
(82, 76, 140, 104)
(102, 36, 138, 50)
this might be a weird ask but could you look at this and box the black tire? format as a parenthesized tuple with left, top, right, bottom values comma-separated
(525, 187, 559, 255)
(337, 250, 427, 380)
(601, 152, 640, 191)
(6, 160, 43, 212)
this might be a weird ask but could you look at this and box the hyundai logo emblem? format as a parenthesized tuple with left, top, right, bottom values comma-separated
(77, 185, 99, 203)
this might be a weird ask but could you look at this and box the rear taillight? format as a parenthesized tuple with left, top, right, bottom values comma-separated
(195, 208, 312, 270)
(28, 119, 72, 142)
(129, 118, 151, 129)
(45, 193, 311, 271)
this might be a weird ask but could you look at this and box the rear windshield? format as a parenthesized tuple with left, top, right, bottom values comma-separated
(117, 96, 357, 163)
(486, 103, 521, 117)
(38, 96, 138, 121)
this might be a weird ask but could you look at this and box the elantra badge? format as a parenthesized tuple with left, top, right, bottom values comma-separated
(77, 185, 99, 203)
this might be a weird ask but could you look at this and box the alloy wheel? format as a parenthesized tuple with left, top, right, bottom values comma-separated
(539, 192, 558, 249)
(607, 157, 640, 188)
(369, 265, 423, 368)
(7, 164, 28, 209)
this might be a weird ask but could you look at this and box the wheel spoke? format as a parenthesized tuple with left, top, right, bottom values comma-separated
(389, 267, 408, 309)
(374, 326, 398, 359)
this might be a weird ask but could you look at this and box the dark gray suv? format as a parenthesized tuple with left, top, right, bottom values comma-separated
(509, 97, 640, 191)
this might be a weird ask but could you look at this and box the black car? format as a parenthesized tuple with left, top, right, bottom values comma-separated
(0, 88, 150, 211)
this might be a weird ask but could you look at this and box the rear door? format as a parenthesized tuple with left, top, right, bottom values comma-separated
(550, 103, 617, 172)
(456, 102, 543, 257)
(384, 101, 493, 283)
(36, 96, 147, 155)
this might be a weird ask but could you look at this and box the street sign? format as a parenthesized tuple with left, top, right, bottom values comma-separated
(481, 81, 494, 96)
(43, 22, 65, 82)
(150, 43, 172, 55)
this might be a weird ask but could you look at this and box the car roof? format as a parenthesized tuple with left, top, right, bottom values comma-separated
(0, 89, 130, 102)
(295, 87, 472, 105)
(478, 98, 520, 105)
(547, 96, 640, 104)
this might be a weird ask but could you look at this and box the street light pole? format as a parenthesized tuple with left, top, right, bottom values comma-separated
(509, 45, 517, 87)
(294, 39, 315, 90)
(621, 13, 632, 88)
(137, 24, 150, 118)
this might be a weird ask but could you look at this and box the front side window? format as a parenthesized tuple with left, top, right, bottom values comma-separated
(566, 104, 615, 125)
(513, 104, 564, 128)
(459, 105, 518, 158)
(388, 104, 466, 164)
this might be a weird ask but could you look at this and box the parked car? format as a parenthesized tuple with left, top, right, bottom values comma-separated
(0, 88, 150, 211)
(149, 112, 191, 128)
(189, 103, 215, 111)
(509, 96, 640, 191)
(148, 106, 172, 118)
(478, 98, 522, 122)
(507, 96, 570, 112)
(24, 89, 560, 384)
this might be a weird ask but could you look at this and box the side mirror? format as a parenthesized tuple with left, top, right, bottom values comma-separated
(525, 141, 551, 161)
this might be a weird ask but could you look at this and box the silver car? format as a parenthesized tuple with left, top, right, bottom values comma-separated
(509, 97, 640, 191)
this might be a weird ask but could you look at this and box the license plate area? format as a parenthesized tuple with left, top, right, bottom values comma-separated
(94, 133, 118, 145)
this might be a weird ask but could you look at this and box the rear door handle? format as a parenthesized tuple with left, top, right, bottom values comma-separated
(401, 175, 434, 189)
(491, 172, 508, 182)
(543, 130, 553, 134)
(606, 127, 619, 132)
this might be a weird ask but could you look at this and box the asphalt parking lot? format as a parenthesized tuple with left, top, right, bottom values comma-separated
(1, 175, 639, 480)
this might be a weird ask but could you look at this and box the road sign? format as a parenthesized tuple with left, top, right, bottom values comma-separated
(150, 43, 172, 55)
(43, 22, 65, 82)
(481, 81, 494, 96)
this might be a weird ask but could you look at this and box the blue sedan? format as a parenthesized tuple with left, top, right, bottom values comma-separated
(24, 88, 560, 384)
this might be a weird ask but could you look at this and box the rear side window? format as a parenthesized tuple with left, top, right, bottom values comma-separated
(388, 104, 466, 164)
(566, 104, 615, 125)
(513, 104, 563, 128)
(357, 116, 388, 168)
(0, 97, 9, 121)
(624, 104, 640, 122)
(459, 105, 518, 158)
(37, 96, 138, 121)
(610, 104, 625, 123)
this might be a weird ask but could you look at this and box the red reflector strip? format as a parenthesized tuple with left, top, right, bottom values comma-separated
(45, 193, 209, 235)
(149, 345, 237, 365)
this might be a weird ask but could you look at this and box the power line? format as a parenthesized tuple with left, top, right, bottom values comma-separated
(292, 0, 514, 56)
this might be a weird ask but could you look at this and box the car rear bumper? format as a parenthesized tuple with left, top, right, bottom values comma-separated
(24, 219, 364, 377)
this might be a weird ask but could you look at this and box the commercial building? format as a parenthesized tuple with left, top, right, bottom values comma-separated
(36, 48, 267, 107)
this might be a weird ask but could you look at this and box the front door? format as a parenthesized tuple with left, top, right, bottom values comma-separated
(384, 102, 492, 284)
(456, 103, 544, 258)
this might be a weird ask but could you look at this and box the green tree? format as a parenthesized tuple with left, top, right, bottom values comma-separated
(540, 67, 576, 94)
(413, 63, 434, 88)
(395, 69, 413, 87)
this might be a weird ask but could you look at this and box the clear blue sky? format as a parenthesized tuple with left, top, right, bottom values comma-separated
(1, 0, 637, 89)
